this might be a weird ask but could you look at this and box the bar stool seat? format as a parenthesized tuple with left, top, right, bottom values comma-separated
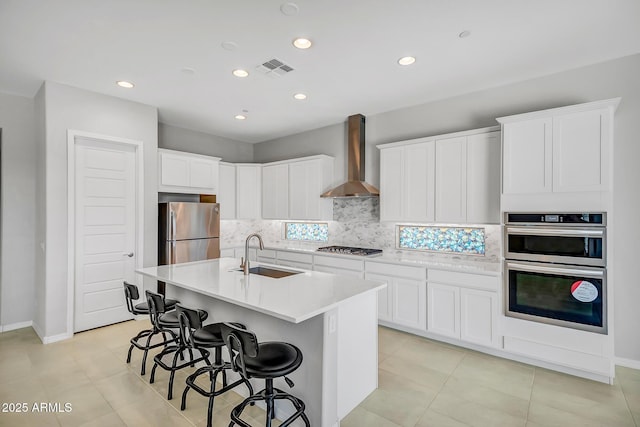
(181, 319, 253, 427)
(124, 282, 180, 375)
(148, 301, 208, 400)
(131, 298, 178, 315)
(221, 323, 310, 427)
(241, 342, 302, 377)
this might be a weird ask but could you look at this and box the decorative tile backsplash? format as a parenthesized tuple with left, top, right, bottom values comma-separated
(285, 222, 329, 242)
(220, 201, 500, 260)
(398, 225, 486, 255)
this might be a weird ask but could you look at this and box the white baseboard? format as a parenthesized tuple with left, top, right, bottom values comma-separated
(31, 321, 45, 342)
(42, 332, 73, 344)
(0, 320, 33, 333)
(615, 357, 640, 371)
(30, 321, 73, 344)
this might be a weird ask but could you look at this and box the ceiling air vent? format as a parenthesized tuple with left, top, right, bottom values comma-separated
(256, 58, 294, 78)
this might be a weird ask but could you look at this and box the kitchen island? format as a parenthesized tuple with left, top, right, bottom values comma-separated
(136, 257, 386, 427)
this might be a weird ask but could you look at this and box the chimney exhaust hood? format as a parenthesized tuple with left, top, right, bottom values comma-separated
(321, 114, 380, 198)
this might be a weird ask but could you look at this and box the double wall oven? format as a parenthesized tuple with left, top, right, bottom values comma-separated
(504, 213, 607, 334)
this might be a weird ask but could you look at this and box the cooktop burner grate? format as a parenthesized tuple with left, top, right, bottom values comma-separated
(316, 246, 383, 256)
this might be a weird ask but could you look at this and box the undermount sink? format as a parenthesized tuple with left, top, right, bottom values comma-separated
(232, 266, 302, 278)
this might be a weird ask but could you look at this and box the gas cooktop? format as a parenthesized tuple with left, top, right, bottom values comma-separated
(316, 246, 383, 256)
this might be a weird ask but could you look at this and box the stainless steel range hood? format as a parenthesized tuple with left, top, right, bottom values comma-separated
(321, 114, 380, 198)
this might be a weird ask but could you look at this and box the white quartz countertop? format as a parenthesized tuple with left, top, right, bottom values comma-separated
(227, 243, 501, 275)
(136, 258, 386, 324)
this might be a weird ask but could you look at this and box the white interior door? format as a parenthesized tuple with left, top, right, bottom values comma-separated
(74, 138, 137, 332)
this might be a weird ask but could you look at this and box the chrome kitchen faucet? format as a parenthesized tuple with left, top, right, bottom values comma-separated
(241, 233, 264, 275)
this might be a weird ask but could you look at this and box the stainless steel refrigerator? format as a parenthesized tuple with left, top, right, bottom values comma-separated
(158, 202, 221, 266)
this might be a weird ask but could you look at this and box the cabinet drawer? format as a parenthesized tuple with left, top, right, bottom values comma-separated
(220, 248, 235, 258)
(256, 249, 276, 259)
(428, 269, 499, 291)
(276, 259, 312, 271)
(313, 255, 364, 271)
(277, 250, 313, 264)
(365, 261, 426, 281)
(314, 264, 364, 279)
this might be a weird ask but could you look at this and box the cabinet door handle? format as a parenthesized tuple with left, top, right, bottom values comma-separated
(123, 252, 134, 258)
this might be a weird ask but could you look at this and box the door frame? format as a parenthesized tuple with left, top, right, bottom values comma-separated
(66, 130, 144, 335)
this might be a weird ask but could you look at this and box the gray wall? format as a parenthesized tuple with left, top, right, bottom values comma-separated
(254, 53, 640, 363)
(0, 92, 36, 329)
(34, 86, 46, 334)
(159, 123, 254, 163)
(40, 81, 158, 338)
(254, 123, 348, 185)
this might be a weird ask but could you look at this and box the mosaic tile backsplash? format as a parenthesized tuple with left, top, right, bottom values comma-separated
(220, 201, 500, 260)
(285, 222, 329, 242)
(398, 225, 486, 255)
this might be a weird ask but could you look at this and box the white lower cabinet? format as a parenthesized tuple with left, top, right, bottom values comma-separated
(427, 283, 460, 338)
(313, 255, 364, 278)
(365, 262, 427, 332)
(427, 269, 500, 348)
(460, 288, 498, 346)
(275, 250, 313, 270)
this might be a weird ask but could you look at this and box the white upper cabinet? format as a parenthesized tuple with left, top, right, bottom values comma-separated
(261, 155, 334, 221)
(236, 164, 262, 219)
(466, 132, 501, 223)
(498, 98, 619, 211)
(435, 136, 467, 223)
(379, 127, 500, 224)
(158, 149, 220, 194)
(217, 162, 236, 219)
(262, 164, 289, 219)
(379, 146, 405, 221)
(552, 109, 611, 193)
(502, 118, 552, 195)
(379, 142, 435, 222)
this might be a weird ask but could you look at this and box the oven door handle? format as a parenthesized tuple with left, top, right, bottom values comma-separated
(506, 227, 604, 237)
(507, 262, 604, 278)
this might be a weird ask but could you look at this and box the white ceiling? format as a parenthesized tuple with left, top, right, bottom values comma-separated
(1, 0, 639, 143)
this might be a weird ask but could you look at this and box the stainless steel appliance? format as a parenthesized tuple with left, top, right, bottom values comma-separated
(505, 213, 605, 267)
(159, 202, 220, 265)
(316, 246, 383, 256)
(320, 114, 380, 198)
(504, 213, 607, 334)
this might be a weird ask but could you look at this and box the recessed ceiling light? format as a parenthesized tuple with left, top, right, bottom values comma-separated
(280, 2, 299, 16)
(116, 80, 134, 88)
(397, 56, 416, 66)
(293, 93, 307, 100)
(235, 114, 247, 120)
(221, 41, 238, 51)
(232, 69, 249, 78)
(293, 38, 312, 49)
(459, 30, 471, 38)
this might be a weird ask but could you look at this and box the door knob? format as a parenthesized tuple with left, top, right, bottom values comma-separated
(123, 252, 134, 257)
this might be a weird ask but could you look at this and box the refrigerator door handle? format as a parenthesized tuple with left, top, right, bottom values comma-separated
(169, 210, 176, 240)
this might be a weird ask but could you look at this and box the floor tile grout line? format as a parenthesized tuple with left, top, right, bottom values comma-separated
(618, 380, 639, 427)
(97, 338, 199, 427)
(415, 347, 472, 426)
(525, 366, 537, 424)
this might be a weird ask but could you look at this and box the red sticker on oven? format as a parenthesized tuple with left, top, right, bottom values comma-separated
(571, 280, 598, 303)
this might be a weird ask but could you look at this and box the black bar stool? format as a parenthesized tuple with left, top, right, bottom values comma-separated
(123, 282, 179, 375)
(148, 299, 208, 400)
(221, 323, 310, 427)
(179, 311, 254, 427)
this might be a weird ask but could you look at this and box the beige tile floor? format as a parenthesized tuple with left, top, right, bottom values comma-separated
(0, 321, 639, 427)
